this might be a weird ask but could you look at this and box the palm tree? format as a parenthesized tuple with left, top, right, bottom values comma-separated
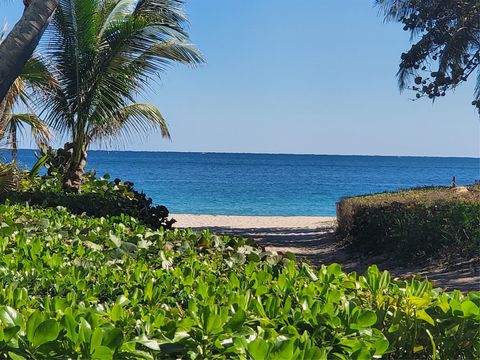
(0, 0, 59, 103)
(0, 30, 53, 161)
(37, 0, 203, 192)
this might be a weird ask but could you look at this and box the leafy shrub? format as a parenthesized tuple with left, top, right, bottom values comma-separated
(0, 203, 477, 359)
(0, 171, 174, 229)
(337, 185, 480, 261)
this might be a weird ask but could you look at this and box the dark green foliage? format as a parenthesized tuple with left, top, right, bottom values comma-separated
(337, 186, 480, 261)
(376, 0, 480, 111)
(0, 171, 173, 229)
(0, 203, 477, 359)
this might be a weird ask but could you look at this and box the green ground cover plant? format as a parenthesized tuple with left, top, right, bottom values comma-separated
(336, 185, 480, 262)
(0, 171, 173, 229)
(0, 203, 477, 359)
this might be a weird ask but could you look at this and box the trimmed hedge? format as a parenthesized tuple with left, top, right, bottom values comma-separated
(0, 172, 174, 229)
(337, 185, 480, 261)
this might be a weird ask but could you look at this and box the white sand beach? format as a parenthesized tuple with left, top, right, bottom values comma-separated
(172, 214, 336, 230)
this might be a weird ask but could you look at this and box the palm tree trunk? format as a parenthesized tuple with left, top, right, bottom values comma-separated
(62, 138, 87, 193)
(63, 145, 87, 193)
(0, 0, 58, 103)
(63, 131, 88, 193)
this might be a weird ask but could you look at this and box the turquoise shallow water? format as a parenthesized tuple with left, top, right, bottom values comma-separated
(7, 150, 480, 216)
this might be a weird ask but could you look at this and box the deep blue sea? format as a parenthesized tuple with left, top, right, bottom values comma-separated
(5, 150, 480, 216)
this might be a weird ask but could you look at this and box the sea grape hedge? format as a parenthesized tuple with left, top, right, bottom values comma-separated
(336, 185, 480, 261)
(0, 171, 173, 229)
(0, 203, 478, 359)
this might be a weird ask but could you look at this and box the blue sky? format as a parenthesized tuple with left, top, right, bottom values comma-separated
(2, 0, 480, 157)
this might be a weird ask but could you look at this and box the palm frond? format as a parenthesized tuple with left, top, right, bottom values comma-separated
(88, 103, 170, 144)
(21, 55, 59, 95)
(99, 0, 140, 38)
(0, 163, 17, 192)
(9, 113, 52, 147)
(0, 113, 51, 151)
(36, 0, 203, 155)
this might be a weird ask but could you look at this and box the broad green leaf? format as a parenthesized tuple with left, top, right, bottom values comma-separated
(79, 318, 92, 344)
(107, 233, 122, 248)
(373, 338, 389, 355)
(417, 310, 435, 326)
(304, 346, 327, 360)
(134, 335, 160, 350)
(461, 300, 479, 317)
(226, 309, 246, 331)
(247, 339, 271, 360)
(271, 339, 294, 360)
(256, 285, 269, 296)
(92, 345, 114, 360)
(32, 319, 60, 347)
(353, 310, 377, 329)
(26, 311, 45, 343)
(408, 296, 431, 308)
(103, 328, 123, 350)
(0, 306, 23, 327)
(2, 326, 20, 342)
(144, 278, 154, 302)
(91, 328, 104, 351)
(352, 347, 373, 360)
(327, 263, 342, 278)
(111, 303, 123, 322)
(302, 263, 319, 281)
(62, 314, 78, 343)
(8, 352, 26, 360)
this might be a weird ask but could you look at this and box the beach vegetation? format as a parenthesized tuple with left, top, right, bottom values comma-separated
(337, 185, 480, 262)
(0, 202, 477, 359)
(25, 0, 203, 192)
(376, 0, 480, 112)
(0, 168, 174, 229)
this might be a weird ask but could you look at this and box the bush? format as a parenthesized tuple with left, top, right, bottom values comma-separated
(0, 203, 477, 359)
(0, 171, 174, 229)
(337, 185, 480, 261)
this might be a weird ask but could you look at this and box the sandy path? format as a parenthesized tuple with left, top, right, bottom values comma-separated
(172, 214, 336, 229)
(172, 214, 480, 292)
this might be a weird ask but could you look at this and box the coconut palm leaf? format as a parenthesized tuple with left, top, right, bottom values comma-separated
(33, 0, 203, 191)
(0, 163, 17, 192)
(89, 103, 169, 142)
(0, 113, 51, 159)
(30, 153, 49, 177)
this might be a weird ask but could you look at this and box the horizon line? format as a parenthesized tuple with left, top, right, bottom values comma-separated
(12, 148, 480, 159)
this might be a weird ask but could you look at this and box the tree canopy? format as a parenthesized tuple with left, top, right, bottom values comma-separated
(376, 0, 480, 112)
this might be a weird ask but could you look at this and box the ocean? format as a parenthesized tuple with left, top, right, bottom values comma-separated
(6, 150, 480, 216)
